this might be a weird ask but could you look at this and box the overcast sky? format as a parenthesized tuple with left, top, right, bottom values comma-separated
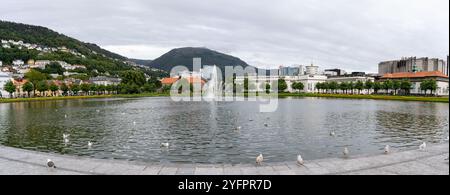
(1, 0, 448, 72)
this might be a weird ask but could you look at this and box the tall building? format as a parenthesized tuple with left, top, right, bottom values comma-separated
(279, 66, 300, 76)
(305, 64, 319, 75)
(379, 57, 446, 75)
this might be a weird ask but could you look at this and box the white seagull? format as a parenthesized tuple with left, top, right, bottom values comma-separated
(384, 145, 391, 154)
(63, 134, 70, 139)
(160, 143, 170, 148)
(133, 121, 136, 126)
(330, 131, 336, 137)
(235, 126, 242, 131)
(419, 142, 427, 150)
(47, 159, 56, 168)
(256, 154, 264, 165)
(64, 114, 68, 118)
(96, 110, 100, 113)
(297, 155, 304, 166)
(343, 147, 350, 157)
(445, 136, 449, 142)
(88, 141, 93, 148)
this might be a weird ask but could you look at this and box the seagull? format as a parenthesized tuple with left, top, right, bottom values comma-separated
(256, 154, 264, 165)
(63, 134, 70, 139)
(96, 110, 100, 113)
(160, 143, 170, 148)
(343, 147, 349, 157)
(121, 112, 126, 115)
(445, 136, 449, 142)
(297, 155, 304, 166)
(384, 145, 391, 154)
(133, 121, 136, 126)
(47, 159, 56, 168)
(264, 123, 269, 127)
(64, 114, 68, 118)
(88, 141, 93, 148)
(330, 131, 336, 137)
(419, 142, 427, 150)
(235, 126, 242, 131)
(64, 138, 69, 144)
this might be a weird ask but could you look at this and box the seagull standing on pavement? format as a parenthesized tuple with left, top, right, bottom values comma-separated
(384, 145, 391, 154)
(256, 154, 264, 165)
(47, 159, 56, 169)
(297, 155, 304, 166)
(419, 142, 427, 151)
(343, 147, 349, 157)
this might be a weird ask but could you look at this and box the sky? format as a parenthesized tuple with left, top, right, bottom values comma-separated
(1, 0, 449, 72)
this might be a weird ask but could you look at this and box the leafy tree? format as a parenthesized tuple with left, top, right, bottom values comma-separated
(292, 82, 304, 93)
(373, 82, 382, 94)
(60, 83, 69, 96)
(277, 79, 288, 92)
(120, 70, 146, 86)
(392, 80, 401, 95)
(329, 81, 339, 94)
(70, 84, 80, 96)
(41, 62, 65, 75)
(49, 83, 59, 96)
(355, 81, 364, 94)
(4, 80, 16, 98)
(339, 82, 349, 94)
(400, 80, 412, 95)
(90, 84, 98, 95)
(22, 81, 34, 97)
(35, 81, 49, 96)
(364, 80, 374, 94)
(80, 83, 91, 95)
(382, 80, 393, 94)
(24, 69, 48, 95)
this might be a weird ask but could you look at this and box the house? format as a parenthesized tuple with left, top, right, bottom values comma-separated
(380, 71, 449, 96)
(90, 76, 122, 86)
(33, 60, 51, 69)
(12, 60, 24, 66)
(161, 77, 181, 86)
(0, 71, 13, 98)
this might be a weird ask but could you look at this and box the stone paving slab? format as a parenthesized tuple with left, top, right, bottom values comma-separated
(0, 143, 448, 175)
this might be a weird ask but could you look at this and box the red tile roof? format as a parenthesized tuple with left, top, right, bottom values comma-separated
(161, 77, 180, 85)
(382, 71, 449, 79)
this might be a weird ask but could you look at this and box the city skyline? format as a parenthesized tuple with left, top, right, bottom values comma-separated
(0, 0, 449, 73)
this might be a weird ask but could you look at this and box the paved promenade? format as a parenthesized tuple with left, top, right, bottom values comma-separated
(0, 144, 448, 175)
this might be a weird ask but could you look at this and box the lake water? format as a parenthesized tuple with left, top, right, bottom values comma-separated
(0, 97, 448, 164)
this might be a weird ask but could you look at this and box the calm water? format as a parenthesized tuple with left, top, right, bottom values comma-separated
(0, 97, 448, 164)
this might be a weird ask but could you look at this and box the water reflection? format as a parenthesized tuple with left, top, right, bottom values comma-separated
(0, 97, 448, 164)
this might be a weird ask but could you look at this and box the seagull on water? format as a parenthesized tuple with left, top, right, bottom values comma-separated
(264, 123, 269, 127)
(256, 154, 264, 165)
(64, 114, 68, 118)
(297, 155, 304, 166)
(64, 138, 70, 144)
(419, 142, 427, 151)
(88, 141, 93, 148)
(47, 159, 56, 168)
(63, 134, 70, 139)
(161, 143, 170, 148)
(235, 126, 242, 131)
(343, 147, 349, 157)
(330, 131, 336, 137)
(384, 145, 391, 154)
(96, 110, 100, 113)
(133, 121, 136, 126)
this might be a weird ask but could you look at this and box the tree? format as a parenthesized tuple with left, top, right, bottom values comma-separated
(339, 82, 348, 94)
(49, 83, 59, 96)
(400, 80, 412, 95)
(421, 79, 438, 96)
(4, 80, 16, 98)
(265, 83, 271, 93)
(80, 83, 91, 96)
(392, 80, 401, 95)
(22, 82, 34, 98)
(120, 70, 146, 86)
(382, 80, 393, 94)
(277, 79, 288, 93)
(35, 81, 49, 97)
(292, 82, 304, 93)
(364, 80, 374, 94)
(97, 85, 106, 95)
(60, 83, 69, 96)
(348, 82, 355, 94)
(70, 84, 80, 96)
(24, 69, 48, 95)
(329, 81, 339, 94)
(373, 82, 382, 94)
(41, 62, 65, 75)
(90, 84, 98, 95)
(355, 81, 364, 94)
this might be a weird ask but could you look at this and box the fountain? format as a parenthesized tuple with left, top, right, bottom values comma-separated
(204, 65, 222, 101)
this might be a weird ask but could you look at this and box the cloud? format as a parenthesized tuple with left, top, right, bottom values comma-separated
(1, 0, 448, 73)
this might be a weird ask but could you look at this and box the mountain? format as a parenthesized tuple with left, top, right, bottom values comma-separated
(149, 47, 250, 72)
(129, 59, 153, 67)
(0, 20, 135, 75)
(0, 20, 126, 60)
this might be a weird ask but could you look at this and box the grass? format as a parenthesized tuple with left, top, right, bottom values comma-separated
(0, 93, 170, 103)
(276, 93, 449, 103)
(1, 92, 448, 103)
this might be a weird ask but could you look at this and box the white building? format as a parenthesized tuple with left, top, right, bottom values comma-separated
(380, 71, 449, 96)
(284, 75, 328, 93)
(0, 61, 2, 66)
(0, 71, 13, 98)
(90, 76, 122, 86)
(305, 64, 320, 75)
(12, 60, 24, 66)
(327, 76, 375, 94)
